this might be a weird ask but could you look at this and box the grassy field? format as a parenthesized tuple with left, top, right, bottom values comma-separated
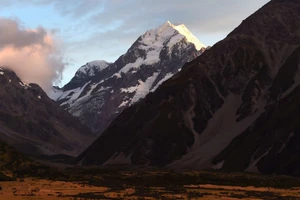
(2, 167, 300, 199)
(2, 177, 300, 200)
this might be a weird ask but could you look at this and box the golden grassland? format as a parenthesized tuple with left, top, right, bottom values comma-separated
(2, 170, 300, 200)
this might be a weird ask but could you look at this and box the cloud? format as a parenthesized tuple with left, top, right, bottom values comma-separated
(0, 18, 64, 92)
(88, 0, 270, 34)
(0, 18, 47, 48)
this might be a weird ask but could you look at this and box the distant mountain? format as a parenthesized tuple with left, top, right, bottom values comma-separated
(77, 0, 300, 176)
(0, 68, 94, 156)
(50, 21, 206, 134)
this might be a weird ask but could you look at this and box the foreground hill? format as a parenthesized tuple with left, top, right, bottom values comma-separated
(77, 0, 300, 175)
(0, 68, 94, 156)
(50, 21, 206, 134)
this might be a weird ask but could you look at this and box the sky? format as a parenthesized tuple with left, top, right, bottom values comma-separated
(0, 0, 270, 87)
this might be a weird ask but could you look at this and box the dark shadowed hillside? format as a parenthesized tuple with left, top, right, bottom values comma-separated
(0, 68, 94, 156)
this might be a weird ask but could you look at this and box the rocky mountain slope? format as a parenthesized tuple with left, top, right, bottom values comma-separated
(0, 68, 94, 156)
(50, 21, 206, 134)
(77, 0, 300, 176)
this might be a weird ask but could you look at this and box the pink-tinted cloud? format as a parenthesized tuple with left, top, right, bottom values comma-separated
(0, 18, 64, 92)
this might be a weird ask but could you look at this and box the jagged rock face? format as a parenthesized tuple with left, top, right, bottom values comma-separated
(0, 68, 94, 156)
(77, 0, 300, 176)
(63, 60, 112, 91)
(50, 22, 205, 134)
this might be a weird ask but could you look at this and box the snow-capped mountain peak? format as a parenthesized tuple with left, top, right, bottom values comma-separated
(76, 60, 111, 77)
(117, 21, 206, 75)
(52, 21, 206, 134)
(172, 23, 206, 50)
(140, 21, 205, 51)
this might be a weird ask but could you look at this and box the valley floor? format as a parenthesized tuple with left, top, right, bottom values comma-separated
(1, 178, 300, 199)
(2, 169, 300, 199)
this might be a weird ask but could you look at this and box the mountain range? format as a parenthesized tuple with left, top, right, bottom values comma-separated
(76, 0, 300, 176)
(49, 21, 206, 134)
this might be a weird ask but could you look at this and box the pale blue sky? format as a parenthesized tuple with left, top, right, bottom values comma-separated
(0, 0, 270, 86)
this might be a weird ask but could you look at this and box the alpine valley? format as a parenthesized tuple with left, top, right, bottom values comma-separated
(3, 1, 300, 199)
